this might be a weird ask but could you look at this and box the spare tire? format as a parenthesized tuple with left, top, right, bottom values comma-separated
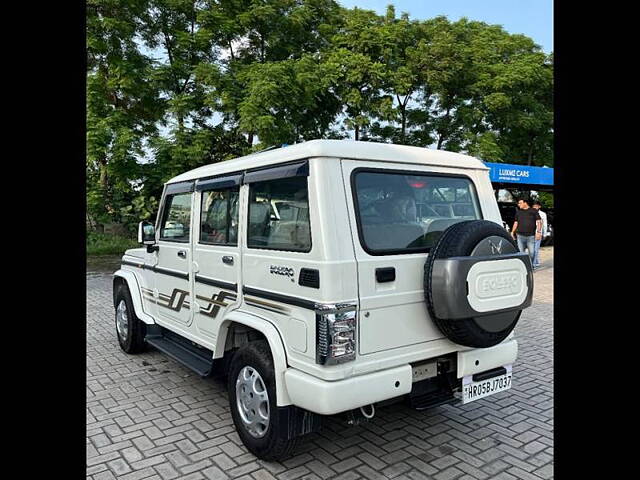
(424, 220, 531, 348)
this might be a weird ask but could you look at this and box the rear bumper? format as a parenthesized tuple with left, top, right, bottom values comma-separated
(284, 364, 412, 415)
(457, 339, 518, 378)
(283, 339, 518, 415)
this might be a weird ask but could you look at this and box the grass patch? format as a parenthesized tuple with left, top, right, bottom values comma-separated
(87, 232, 139, 256)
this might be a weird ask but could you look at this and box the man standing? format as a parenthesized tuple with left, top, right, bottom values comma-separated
(510, 198, 542, 268)
(532, 201, 547, 268)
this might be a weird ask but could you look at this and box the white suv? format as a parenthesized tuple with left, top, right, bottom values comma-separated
(113, 140, 533, 460)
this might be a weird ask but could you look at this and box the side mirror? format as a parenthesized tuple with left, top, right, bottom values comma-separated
(138, 221, 156, 245)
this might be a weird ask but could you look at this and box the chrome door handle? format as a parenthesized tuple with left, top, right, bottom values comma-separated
(177, 250, 187, 258)
(222, 255, 234, 265)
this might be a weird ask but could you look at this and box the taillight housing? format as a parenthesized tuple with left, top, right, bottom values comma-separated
(315, 303, 357, 365)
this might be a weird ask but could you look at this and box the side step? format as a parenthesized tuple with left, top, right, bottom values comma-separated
(145, 325, 214, 377)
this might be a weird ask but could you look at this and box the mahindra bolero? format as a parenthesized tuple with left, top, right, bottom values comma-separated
(113, 140, 533, 459)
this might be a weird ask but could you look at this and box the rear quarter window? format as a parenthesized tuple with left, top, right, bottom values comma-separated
(247, 176, 311, 252)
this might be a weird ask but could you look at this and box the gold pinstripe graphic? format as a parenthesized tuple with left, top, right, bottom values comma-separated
(140, 286, 237, 318)
(244, 297, 290, 314)
(197, 292, 237, 318)
(139, 281, 290, 317)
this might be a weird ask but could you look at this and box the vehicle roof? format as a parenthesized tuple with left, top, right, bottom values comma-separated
(167, 139, 488, 184)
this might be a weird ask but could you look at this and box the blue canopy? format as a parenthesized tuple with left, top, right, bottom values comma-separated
(484, 162, 553, 186)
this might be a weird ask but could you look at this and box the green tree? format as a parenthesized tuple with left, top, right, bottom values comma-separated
(201, 0, 342, 146)
(87, 0, 163, 225)
(233, 54, 342, 146)
(476, 49, 553, 165)
(86, 1, 554, 229)
(138, 0, 250, 198)
(324, 7, 396, 140)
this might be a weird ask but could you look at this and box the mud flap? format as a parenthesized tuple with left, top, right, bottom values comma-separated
(275, 406, 323, 441)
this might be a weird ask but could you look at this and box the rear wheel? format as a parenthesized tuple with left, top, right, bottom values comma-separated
(228, 340, 298, 460)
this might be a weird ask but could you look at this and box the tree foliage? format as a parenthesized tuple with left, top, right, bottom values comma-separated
(87, 0, 553, 227)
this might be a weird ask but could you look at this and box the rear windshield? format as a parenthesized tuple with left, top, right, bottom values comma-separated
(352, 170, 482, 254)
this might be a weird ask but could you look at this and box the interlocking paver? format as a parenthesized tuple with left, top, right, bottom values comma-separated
(87, 248, 554, 478)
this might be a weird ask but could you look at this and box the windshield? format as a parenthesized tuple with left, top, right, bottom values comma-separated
(353, 170, 482, 254)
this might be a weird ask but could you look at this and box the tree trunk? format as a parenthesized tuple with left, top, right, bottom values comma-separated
(527, 143, 534, 166)
(228, 39, 235, 60)
(354, 124, 360, 141)
(248, 132, 254, 146)
(397, 93, 410, 141)
(98, 157, 112, 214)
(401, 108, 407, 140)
(99, 160, 108, 190)
(436, 107, 451, 150)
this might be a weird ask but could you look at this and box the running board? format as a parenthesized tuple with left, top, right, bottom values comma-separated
(144, 325, 214, 377)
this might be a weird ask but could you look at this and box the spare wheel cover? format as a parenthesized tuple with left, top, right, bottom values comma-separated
(424, 220, 531, 348)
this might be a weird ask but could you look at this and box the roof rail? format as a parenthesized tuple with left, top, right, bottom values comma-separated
(253, 143, 292, 155)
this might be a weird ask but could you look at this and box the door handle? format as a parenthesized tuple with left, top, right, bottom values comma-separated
(177, 250, 187, 259)
(222, 255, 234, 265)
(376, 267, 395, 283)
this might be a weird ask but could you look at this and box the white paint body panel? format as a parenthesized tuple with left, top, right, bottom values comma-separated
(466, 259, 529, 312)
(191, 186, 242, 345)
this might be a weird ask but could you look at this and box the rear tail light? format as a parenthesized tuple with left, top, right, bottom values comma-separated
(315, 303, 357, 365)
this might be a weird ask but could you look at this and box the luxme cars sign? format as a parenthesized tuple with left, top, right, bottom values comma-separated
(484, 162, 554, 186)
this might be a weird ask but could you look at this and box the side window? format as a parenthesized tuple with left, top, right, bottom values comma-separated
(248, 176, 311, 252)
(159, 193, 192, 242)
(199, 188, 240, 245)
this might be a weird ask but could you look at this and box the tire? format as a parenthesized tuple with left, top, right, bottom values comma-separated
(424, 220, 522, 348)
(114, 282, 147, 354)
(228, 340, 298, 460)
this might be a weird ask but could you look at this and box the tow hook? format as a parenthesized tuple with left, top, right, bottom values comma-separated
(360, 404, 375, 419)
(345, 404, 376, 425)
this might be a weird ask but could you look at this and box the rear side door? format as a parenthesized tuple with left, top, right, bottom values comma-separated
(340, 160, 485, 355)
(153, 181, 195, 329)
(191, 174, 242, 346)
(240, 161, 322, 366)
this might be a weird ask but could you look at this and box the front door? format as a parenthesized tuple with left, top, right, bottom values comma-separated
(153, 182, 195, 328)
(341, 160, 485, 355)
(191, 175, 242, 348)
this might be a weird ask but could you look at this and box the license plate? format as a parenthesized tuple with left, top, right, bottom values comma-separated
(461, 365, 512, 404)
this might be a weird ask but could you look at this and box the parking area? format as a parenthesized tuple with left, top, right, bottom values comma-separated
(87, 248, 553, 480)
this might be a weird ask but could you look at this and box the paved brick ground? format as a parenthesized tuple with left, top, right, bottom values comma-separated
(87, 248, 553, 480)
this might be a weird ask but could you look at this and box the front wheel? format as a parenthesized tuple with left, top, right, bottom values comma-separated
(227, 340, 298, 460)
(114, 282, 146, 353)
